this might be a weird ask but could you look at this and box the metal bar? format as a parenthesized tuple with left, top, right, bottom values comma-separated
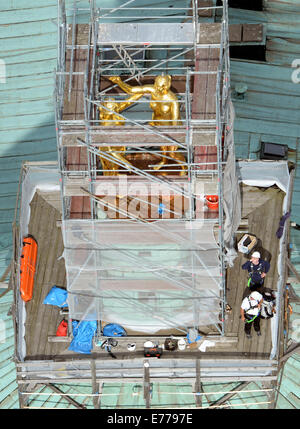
(98, 15, 192, 20)
(99, 59, 198, 63)
(68, 0, 77, 101)
(126, 194, 184, 219)
(213, 1, 229, 337)
(83, 22, 92, 123)
(193, 0, 199, 65)
(98, 7, 222, 12)
(82, 140, 197, 201)
(98, 47, 193, 95)
(100, 45, 149, 73)
(99, 0, 138, 19)
(88, 100, 188, 150)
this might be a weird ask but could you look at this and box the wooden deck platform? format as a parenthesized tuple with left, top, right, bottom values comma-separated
(24, 192, 67, 359)
(22, 183, 284, 361)
(225, 185, 284, 356)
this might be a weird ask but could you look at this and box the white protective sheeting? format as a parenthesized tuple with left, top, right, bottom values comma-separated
(17, 165, 60, 360)
(63, 219, 222, 333)
(223, 101, 242, 267)
(237, 160, 290, 193)
(19, 165, 60, 239)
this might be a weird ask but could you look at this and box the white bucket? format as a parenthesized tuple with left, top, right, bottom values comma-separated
(177, 339, 186, 350)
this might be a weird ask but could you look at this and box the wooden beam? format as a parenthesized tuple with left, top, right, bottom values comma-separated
(18, 383, 31, 409)
(91, 360, 100, 409)
(0, 262, 12, 283)
(48, 336, 72, 343)
(17, 375, 278, 384)
(194, 359, 202, 408)
(285, 284, 300, 302)
(48, 383, 86, 409)
(286, 257, 300, 283)
(0, 282, 9, 288)
(279, 343, 300, 365)
(209, 382, 250, 407)
(143, 360, 151, 409)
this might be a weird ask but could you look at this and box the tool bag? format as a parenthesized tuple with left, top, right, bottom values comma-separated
(144, 346, 163, 358)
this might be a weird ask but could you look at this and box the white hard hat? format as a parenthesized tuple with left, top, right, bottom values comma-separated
(144, 341, 154, 348)
(252, 251, 260, 258)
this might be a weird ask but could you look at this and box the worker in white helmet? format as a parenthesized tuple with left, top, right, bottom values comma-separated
(240, 290, 263, 339)
(242, 251, 270, 291)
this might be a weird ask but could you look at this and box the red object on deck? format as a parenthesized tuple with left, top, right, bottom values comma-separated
(20, 236, 38, 302)
(205, 195, 219, 210)
(56, 320, 68, 337)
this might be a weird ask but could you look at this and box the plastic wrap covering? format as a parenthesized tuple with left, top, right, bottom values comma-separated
(17, 165, 60, 361)
(20, 165, 60, 239)
(62, 220, 222, 333)
(223, 101, 241, 267)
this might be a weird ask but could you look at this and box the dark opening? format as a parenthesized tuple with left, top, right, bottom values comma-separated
(230, 45, 266, 61)
(217, 0, 263, 10)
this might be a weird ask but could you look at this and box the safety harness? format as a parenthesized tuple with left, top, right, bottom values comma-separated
(247, 261, 265, 287)
(244, 296, 260, 323)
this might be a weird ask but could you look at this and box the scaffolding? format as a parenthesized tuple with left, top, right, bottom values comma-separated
(54, 0, 233, 336)
(10, 0, 296, 411)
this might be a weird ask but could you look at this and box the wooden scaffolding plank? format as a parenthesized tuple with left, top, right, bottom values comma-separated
(25, 193, 67, 358)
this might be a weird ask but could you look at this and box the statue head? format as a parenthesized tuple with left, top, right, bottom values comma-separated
(154, 74, 171, 92)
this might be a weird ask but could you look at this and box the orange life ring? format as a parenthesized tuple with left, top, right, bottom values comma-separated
(20, 236, 38, 302)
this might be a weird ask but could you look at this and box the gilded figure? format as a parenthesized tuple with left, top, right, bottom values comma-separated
(109, 75, 187, 175)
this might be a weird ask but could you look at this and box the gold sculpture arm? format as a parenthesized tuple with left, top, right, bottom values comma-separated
(98, 93, 143, 126)
(109, 76, 155, 96)
(117, 92, 143, 111)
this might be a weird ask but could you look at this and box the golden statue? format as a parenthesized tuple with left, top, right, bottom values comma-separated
(109, 74, 181, 126)
(98, 94, 142, 176)
(109, 75, 187, 176)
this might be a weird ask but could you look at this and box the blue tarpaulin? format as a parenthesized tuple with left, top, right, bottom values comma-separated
(68, 320, 98, 354)
(43, 286, 68, 308)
